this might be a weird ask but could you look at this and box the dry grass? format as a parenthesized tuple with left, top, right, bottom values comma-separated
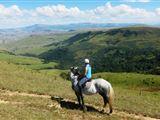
(0, 61, 159, 119)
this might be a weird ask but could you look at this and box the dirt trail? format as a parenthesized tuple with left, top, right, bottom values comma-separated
(0, 89, 159, 120)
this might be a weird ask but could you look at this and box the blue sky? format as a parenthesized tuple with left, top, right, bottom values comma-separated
(0, 0, 160, 28)
(0, 0, 159, 10)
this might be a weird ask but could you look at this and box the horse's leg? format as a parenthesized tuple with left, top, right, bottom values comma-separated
(75, 92, 81, 108)
(80, 94, 87, 112)
(108, 95, 113, 113)
(108, 86, 114, 114)
(99, 92, 108, 111)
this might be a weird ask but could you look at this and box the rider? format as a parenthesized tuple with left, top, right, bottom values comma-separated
(78, 58, 92, 91)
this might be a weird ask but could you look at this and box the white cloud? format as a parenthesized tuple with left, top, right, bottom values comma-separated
(36, 4, 82, 18)
(0, 2, 159, 28)
(0, 4, 22, 17)
(91, 2, 156, 23)
(155, 8, 160, 15)
(123, 0, 150, 2)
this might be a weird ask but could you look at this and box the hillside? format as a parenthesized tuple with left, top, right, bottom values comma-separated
(0, 50, 58, 70)
(1, 32, 75, 56)
(39, 27, 160, 74)
(0, 48, 159, 119)
(0, 60, 159, 119)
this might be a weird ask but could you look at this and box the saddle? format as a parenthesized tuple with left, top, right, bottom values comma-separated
(75, 71, 92, 88)
(82, 79, 92, 88)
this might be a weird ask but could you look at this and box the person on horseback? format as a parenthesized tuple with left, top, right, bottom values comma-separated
(78, 58, 92, 93)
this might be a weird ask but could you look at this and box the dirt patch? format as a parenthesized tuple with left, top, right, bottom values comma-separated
(142, 88, 160, 92)
(51, 96, 158, 120)
(0, 89, 50, 98)
(0, 99, 23, 105)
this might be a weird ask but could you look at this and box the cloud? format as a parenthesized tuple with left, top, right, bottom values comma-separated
(155, 8, 160, 15)
(93, 3, 149, 17)
(0, 4, 23, 17)
(123, 0, 150, 2)
(36, 4, 82, 18)
(0, 2, 159, 28)
(91, 2, 156, 23)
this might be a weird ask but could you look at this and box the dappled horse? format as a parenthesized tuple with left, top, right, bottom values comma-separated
(70, 67, 114, 114)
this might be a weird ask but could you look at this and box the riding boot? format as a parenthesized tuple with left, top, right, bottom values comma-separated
(78, 85, 83, 96)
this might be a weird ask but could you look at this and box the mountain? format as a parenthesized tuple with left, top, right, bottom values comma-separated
(21, 23, 142, 31)
(0, 23, 144, 44)
(39, 27, 160, 74)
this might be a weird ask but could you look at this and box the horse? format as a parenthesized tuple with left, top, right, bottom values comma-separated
(70, 67, 114, 114)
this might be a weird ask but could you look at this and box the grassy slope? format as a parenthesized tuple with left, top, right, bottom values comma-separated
(0, 61, 159, 119)
(0, 94, 61, 120)
(93, 73, 160, 118)
(0, 50, 58, 70)
(2, 32, 75, 56)
(93, 72, 160, 90)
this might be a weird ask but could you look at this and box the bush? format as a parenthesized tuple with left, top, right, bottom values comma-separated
(60, 72, 70, 80)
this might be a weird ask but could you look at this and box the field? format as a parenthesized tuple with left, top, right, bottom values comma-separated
(0, 58, 159, 119)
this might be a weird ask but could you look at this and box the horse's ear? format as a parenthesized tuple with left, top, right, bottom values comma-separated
(70, 67, 74, 71)
(74, 66, 78, 70)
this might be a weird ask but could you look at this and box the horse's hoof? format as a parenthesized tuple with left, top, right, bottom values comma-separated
(79, 105, 83, 110)
(83, 106, 87, 112)
(78, 106, 82, 110)
(109, 109, 113, 114)
(101, 109, 105, 113)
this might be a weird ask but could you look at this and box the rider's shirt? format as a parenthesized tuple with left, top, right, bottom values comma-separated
(85, 64, 91, 79)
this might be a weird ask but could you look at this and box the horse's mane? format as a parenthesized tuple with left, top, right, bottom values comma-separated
(74, 70, 83, 81)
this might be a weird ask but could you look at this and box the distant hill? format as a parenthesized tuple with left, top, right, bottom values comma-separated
(39, 27, 160, 74)
(0, 23, 144, 43)
(2, 32, 76, 56)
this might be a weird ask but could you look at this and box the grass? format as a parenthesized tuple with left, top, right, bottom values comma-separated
(114, 87, 160, 118)
(93, 72, 160, 91)
(22, 62, 58, 70)
(0, 61, 159, 119)
(0, 61, 71, 96)
(0, 52, 41, 65)
(0, 91, 131, 120)
(0, 94, 64, 120)
(0, 52, 58, 70)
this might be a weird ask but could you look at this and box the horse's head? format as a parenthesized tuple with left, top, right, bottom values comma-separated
(70, 66, 79, 75)
(70, 66, 79, 82)
(70, 66, 75, 73)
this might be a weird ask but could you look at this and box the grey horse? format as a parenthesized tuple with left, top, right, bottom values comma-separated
(70, 67, 114, 113)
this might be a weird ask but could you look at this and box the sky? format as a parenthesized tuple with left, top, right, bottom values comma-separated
(0, 0, 160, 28)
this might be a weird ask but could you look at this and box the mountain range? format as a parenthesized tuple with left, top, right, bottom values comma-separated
(0, 23, 146, 43)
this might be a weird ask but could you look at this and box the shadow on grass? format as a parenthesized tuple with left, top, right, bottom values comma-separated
(51, 96, 109, 115)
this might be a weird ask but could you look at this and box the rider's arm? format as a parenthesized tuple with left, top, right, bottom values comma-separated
(84, 66, 88, 76)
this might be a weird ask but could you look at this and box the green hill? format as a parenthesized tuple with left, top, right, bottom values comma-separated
(39, 27, 160, 74)
(2, 32, 75, 56)
(0, 50, 58, 70)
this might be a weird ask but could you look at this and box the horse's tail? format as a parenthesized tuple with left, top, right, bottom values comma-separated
(108, 85, 114, 113)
